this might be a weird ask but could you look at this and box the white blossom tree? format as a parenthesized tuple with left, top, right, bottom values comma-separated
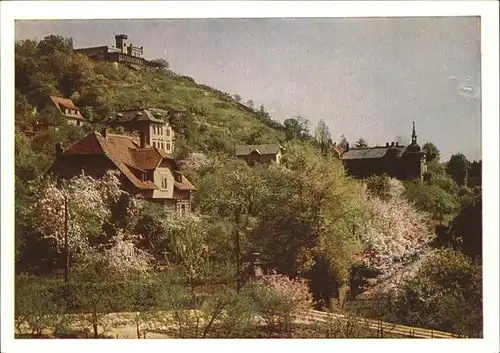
(30, 170, 152, 275)
(358, 178, 434, 289)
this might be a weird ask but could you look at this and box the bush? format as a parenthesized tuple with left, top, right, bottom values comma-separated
(251, 274, 313, 334)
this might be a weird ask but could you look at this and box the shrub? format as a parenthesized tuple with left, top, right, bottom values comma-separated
(251, 274, 313, 334)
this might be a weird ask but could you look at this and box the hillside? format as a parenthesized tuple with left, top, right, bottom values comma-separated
(15, 35, 286, 160)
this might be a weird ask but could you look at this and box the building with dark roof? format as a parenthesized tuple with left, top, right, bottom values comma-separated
(49, 129, 195, 215)
(341, 122, 427, 181)
(235, 144, 285, 166)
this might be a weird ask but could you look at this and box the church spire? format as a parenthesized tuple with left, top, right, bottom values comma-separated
(411, 121, 417, 144)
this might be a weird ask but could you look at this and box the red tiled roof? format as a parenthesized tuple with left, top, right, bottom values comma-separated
(174, 174, 197, 191)
(50, 96, 86, 121)
(60, 132, 196, 192)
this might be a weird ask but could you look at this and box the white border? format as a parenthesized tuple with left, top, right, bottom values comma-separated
(1, 2, 498, 353)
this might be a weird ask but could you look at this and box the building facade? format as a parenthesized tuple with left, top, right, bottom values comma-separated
(235, 144, 285, 166)
(106, 108, 175, 154)
(341, 123, 427, 181)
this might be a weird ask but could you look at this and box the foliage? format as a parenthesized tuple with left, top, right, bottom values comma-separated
(392, 249, 482, 336)
(284, 116, 310, 141)
(313, 119, 333, 154)
(354, 137, 368, 148)
(251, 274, 313, 333)
(365, 174, 392, 201)
(446, 153, 470, 186)
(254, 141, 370, 304)
(359, 178, 432, 284)
(422, 142, 440, 162)
(450, 192, 482, 260)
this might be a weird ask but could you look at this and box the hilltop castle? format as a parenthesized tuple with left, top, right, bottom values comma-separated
(75, 34, 162, 68)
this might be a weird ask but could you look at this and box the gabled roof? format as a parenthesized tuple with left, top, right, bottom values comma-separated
(107, 108, 168, 124)
(342, 146, 406, 160)
(49, 96, 86, 121)
(235, 144, 283, 156)
(58, 132, 194, 191)
(174, 171, 197, 191)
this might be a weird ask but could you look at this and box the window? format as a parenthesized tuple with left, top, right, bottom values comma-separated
(166, 129, 170, 137)
(76, 120, 81, 127)
(181, 204, 186, 215)
(65, 108, 69, 115)
(141, 173, 147, 182)
(166, 143, 171, 151)
(161, 143, 164, 150)
(153, 142, 156, 148)
(161, 176, 168, 190)
(160, 126, 163, 135)
(153, 126, 157, 134)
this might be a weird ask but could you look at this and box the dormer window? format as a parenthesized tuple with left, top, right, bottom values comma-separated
(161, 176, 168, 190)
(141, 172, 147, 182)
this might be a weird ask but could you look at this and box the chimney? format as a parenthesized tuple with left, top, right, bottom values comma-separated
(386, 142, 389, 147)
(396, 142, 399, 147)
(55, 142, 63, 157)
(345, 142, 350, 152)
(391, 142, 395, 147)
(101, 127, 108, 138)
(139, 130, 147, 148)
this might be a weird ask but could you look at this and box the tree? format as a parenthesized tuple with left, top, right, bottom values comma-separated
(253, 141, 370, 304)
(354, 138, 368, 148)
(246, 100, 255, 109)
(360, 178, 432, 282)
(149, 58, 170, 71)
(283, 116, 310, 141)
(36, 35, 73, 55)
(314, 120, 332, 154)
(233, 94, 242, 102)
(29, 171, 151, 275)
(197, 158, 270, 292)
(450, 192, 482, 260)
(446, 153, 470, 186)
(393, 249, 482, 337)
(257, 104, 271, 121)
(339, 134, 349, 149)
(422, 142, 440, 162)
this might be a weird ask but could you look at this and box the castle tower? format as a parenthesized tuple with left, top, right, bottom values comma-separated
(114, 34, 128, 53)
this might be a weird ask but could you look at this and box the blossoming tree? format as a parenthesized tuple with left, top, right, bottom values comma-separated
(30, 170, 152, 276)
(358, 177, 434, 290)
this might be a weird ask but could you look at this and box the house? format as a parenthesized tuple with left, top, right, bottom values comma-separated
(235, 144, 285, 166)
(105, 108, 175, 154)
(49, 128, 195, 215)
(49, 96, 86, 126)
(75, 34, 160, 68)
(341, 122, 427, 181)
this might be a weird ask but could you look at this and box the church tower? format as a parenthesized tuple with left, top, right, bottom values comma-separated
(403, 122, 426, 181)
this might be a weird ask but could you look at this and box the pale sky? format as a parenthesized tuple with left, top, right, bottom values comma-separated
(15, 17, 482, 161)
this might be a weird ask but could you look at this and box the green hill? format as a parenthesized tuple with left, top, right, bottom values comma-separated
(15, 35, 286, 161)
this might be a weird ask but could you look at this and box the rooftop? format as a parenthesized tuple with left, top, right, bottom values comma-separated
(60, 132, 195, 191)
(235, 144, 284, 156)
